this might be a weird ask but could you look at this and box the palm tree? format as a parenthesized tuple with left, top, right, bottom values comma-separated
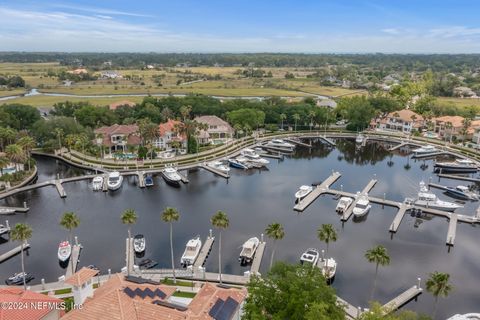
(179, 105, 192, 121)
(308, 110, 316, 131)
(60, 212, 80, 274)
(317, 224, 337, 256)
(365, 245, 390, 300)
(293, 113, 300, 131)
(5, 144, 26, 171)
(55, 128, 64, 150)
(121, 209, 137, 276)
(279, 113, 287, 130)
(10, 223, 32, 290)
(426, 271, 452, 319)
(265, 222, 285, 269)
(211, 211, 229, 284)
(0, 127, 17, 152)
(0, 156, 9, 175)
(18, 136, 35, 171)
(162, 207, 180, 283)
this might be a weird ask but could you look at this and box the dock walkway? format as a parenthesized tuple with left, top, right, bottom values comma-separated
(294, 172, 342, 211)
(284, 138, 312, 148)
(382, 285, 423, 313)
(65, 244, 82, 278)
(199, 164, 229, 179)
(341, 179, 377, 221)
(438, 174, 480, 183)
(250, 241, 266, 274)
(0, 243, 30, 263)
(389, 203, 411, 232)
(446, 214, 458, 246)
(193, 235, 215, 269)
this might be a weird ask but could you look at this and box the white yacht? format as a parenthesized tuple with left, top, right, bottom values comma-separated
(266, 139, 295, 149)
(133, 234, 145, 253)
(0, 224, 10, 235)
(413, 181, 463, 212)
(162, 167, 182, 187)
(57, 241, 72, 262)
(352, 194, 371, 217)
(412, 145, 438, 156)
(0, 208, 15, 215)
(107, 171, 123, 191)
(320, 257, 337, 280)
(300, 248, 319, 266)
(207, 161, 231, 174)
(92, 176, 103, 191)
(355, 134, 364, 144)
(434, 159, 478, 173)
(445, 185, 479, 201)
(240, 148, 261, 159)
(295, 185, 313, 201)
(180, 236, 202, 266)
(239, 237, 260, 264)
(336, 197, 354, 213)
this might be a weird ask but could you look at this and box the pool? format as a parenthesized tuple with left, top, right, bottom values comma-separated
(0, 167, 16, 175)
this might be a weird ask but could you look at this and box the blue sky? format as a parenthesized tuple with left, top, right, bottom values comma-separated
(1, 0, 480, 53)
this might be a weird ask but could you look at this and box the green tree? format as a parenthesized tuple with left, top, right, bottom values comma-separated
(5, 144, 26, 171)
(317, 224, 337, 256)
(17, 136, 36, 171)
(265, 222, 285, 269)
(60, 212, 80, 275)
(162, 207, 180, 283)
(293, 113, 301, 131)
(359, 301, 430, 320)
(426, 272, 452, 319)
(211, 210, 229, 284)
(243, 262, 345, 320)
(0, 127, 17, 152)
(279, 113, 287, 130)
(121, 209, 137, 276)
(226, 108, 266, 131)
(10, 223, 32, 290)
(365, 245, 391, 300)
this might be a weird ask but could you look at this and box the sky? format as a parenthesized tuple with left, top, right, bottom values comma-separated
(1, 0, 480, 53)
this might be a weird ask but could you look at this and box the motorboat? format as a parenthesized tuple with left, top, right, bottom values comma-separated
(133, 234, 146, 253)
(300, 248, 319, 266)
(247, 157, 270, 166)
(241, 148, 262, 160)
(57, 241, 72, 262)
(320, 257, 337, 281)
(207, 161, 231, 174)
(162, 167, 182, 187)
(266, 139, 295, 149)
(139, 258, 158, 270)
(235, 157, 254, 168)
(412, 181, 463, 212)
(445, 185, 479, 201)
(5, 272, 34, 285)
(107, 171, 123, 191)
(144, 174, 154, 187)
(295, 185, 313, 201)
(0, 207, 15, 215)
(92, 176, 103, 191)
(228, 158, 249, 170)
(180, 236, 202, 266)
(352, 194, 371, 217)
(86, 265, 99, 271)
(434, 159, 478, 173)
(412, 145, 438, 157)
(0, 224, 10, 235)
(336, 197, 354, 213)
(355, 134, 364, 144)
(239, 237, 260, 264)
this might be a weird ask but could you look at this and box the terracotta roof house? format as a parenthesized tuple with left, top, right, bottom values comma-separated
(153, 119, 187, 150)
(94, 124, 141, 152)
(194, 115, 234, 145)
(109, 100, 136, 111)
(0, 287, 64, 320)
(65, 267, 99, 306)
(62, 275, 246, 320)
(433, 116, 480, 141)
(370, 109, 424, 134)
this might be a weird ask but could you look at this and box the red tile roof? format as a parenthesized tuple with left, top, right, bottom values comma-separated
(65, 267, 99, 287)
(109, 100, 136, 110)
(0, 287, 64, 320)
(94, 124, 141, 147)
(158, 119, 183, 137)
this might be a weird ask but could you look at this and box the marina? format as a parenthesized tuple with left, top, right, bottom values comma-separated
(192, 232, 215, 269)
(249, 236, 266, 275)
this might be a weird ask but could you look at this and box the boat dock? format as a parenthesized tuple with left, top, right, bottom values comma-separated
(0, 205, 29, 213)
(137, 171, 146, 188)
(389, 203, 411, 232)
(388, 141, 421, 151)
(65, 243, 82, 278)
(437, 174, 480, 183)
(125, 238, 134, 274)
(0, 243, 30, 263)
(193, 233, 215, 269)
(446, 214, 458, 246)
(250, 237, 266, 274)
(199, 164, 229, 179)
(319, 136, 336, 146)
(55, 180, 66, 198)
(177, 170, 190, 183)
(340, 179, 378, 221)
(337, 296, 361, 319)
(284, 138, 312, 147)
(260, 145, 294, 154)
(382, 285, 423, 314)
(294, 171, 342, 211)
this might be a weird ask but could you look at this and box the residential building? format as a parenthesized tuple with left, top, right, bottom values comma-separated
(194, 115, 234, 145)
(65, 267, 99, 305)
(100, 71, 121, 79)
(108, 100, 136, 111)
(62, 273, 246, 320)
(0, 287, 64, 319)
(433, 116, 480, 141)
(370, 109, 424, 134)
(153, 119, 187, 149)
(94, 124, 141, 153)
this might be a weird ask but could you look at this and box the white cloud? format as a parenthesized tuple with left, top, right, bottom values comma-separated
(381, 28, 400, 35)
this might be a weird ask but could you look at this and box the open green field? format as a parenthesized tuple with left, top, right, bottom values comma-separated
(0, 89, 26, 97)
(437, 97, 480, 108)
(0, 95, 146, 108)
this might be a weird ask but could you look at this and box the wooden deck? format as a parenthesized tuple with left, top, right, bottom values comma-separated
(438, 174, 480, 183)
(193, 236, 215, 269)
(199, 164, 229, 179)
(294, 172, 342, 211)
(65, 244, 82, 278)
(389, 203, 411, 232)
(0, 243, 30, 263)
(337, 296, 361, 319)
(382, 285, 423, 313)
(341, 179, 378, 221)
(446, 214, 458, 246)
(250, 241, 266, 274)
(55, 180, 67, 198)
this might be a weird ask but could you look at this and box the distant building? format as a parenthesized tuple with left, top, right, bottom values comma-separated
(0, 287, 64, 319)
(94, 124, 141, 152)
(100, 71, 122, 79)
(316, 99, 337, 108)
(153, 119, 187, 149)
(67, 68, 88, 75)
(194, 115, 234, 145)
(370, 109, 424, 134)
(62, 80, 73, 87)
(108, 100, 136, 111)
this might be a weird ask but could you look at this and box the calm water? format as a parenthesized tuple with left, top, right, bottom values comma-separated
(1, 140, 479, 318)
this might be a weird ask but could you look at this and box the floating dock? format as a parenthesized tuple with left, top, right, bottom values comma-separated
(193, 235, 215, 269)
(284, 138, 312, 147)
(0, 243, 30, 263)
(446, 214, 458, 246)
(250, 241, 266, 274)
(294, 172, 342, 211)
(65, 244, 82, 278)
(437, 174, 480, 183)
(137, 171, 146, 188)
(177, 170, 190, 183)
(200, 164, 229, 179)
(341, 179, 378, 221)
(337, 296, 361, 319)
(125, 238, 134, 274)
(389, 203, 411, 233)
(382, 285, 423, 314)
(319, 136, 336, 146)
(102, 173, 109, 192)
(55, 180, 67, 198)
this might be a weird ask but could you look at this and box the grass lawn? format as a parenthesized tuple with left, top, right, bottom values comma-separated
(161, 278, 194, 287)
(0, 95, 145, 107)
(0, 89, 26, 97)
(172, 291, 197, 298)
(437, 97, 480, 108)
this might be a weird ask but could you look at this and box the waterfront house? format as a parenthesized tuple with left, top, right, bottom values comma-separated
(194, 115, 234, 145)
(108, 100, 136, 111)
(61, 274, 246, 320)
(94, 124, 141, 153)
(153, 119, 187, 149)
(0, 287, 64, 319)
(370, 109, 424, 134)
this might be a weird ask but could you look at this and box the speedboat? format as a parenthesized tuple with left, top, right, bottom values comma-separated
(266, 139, 295, 149)
(228, 158, 249, 170)
(355, 134, 364, 144)
(352, 194, 371, 217)
(412, 145, 438, 157)
(241, 148, 262, 160)
(300, 248, 319, 266)
(5, 272, 34, 285)
(180, 236, 202, 266)
(247, 157, 269, 166)
(295, 185, 313, 201)
(239, 237, 260, 264)
(107, 171, 123, 191)
(207, 161, 231, 174)
(162, 167, 182, 187)
(144, 174, 154, 187)
(434, 159, 478, 173)
(320, 257, 337, 281)
(413, 181, 463, 212)
(92, 176, 103, 191)
(0, 208, 15, 215)
(58, 241, 72, 262)
(133, 234, 146, 253)
(336, 197, 354, 213)
(0, 224, 10, 235)
(139, 258, 158, 270)
(445, 185, 479, 201)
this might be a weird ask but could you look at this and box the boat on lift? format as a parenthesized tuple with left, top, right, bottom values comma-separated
(162, 167, 182, 187)
(57, 241, 72, 262)
(133, 234, 146, 253)
(5, 272, 34, 285)
(92, 176, 103, 191)
(239, 237, 260, 264)
(180, 236, 202, 267)
(240, 148, 270, 165)
(352, 194, 371, 217)
(207, 161, 231, 174)
(300, 248, 319, 266)
(144, 174, 154, 187)
(434, 159, 478, 173)
(228, 158, 249, 170)
(266, 139, 295, 150)
(295, 185, 313, 201)
(336, 197, 354, 214)
(320, 257, 337, 281)
(445, 185, 479, 201)
(412, 145, 438, 157)
(412, 181, 463, 212)
(107, 171, 123, 191)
